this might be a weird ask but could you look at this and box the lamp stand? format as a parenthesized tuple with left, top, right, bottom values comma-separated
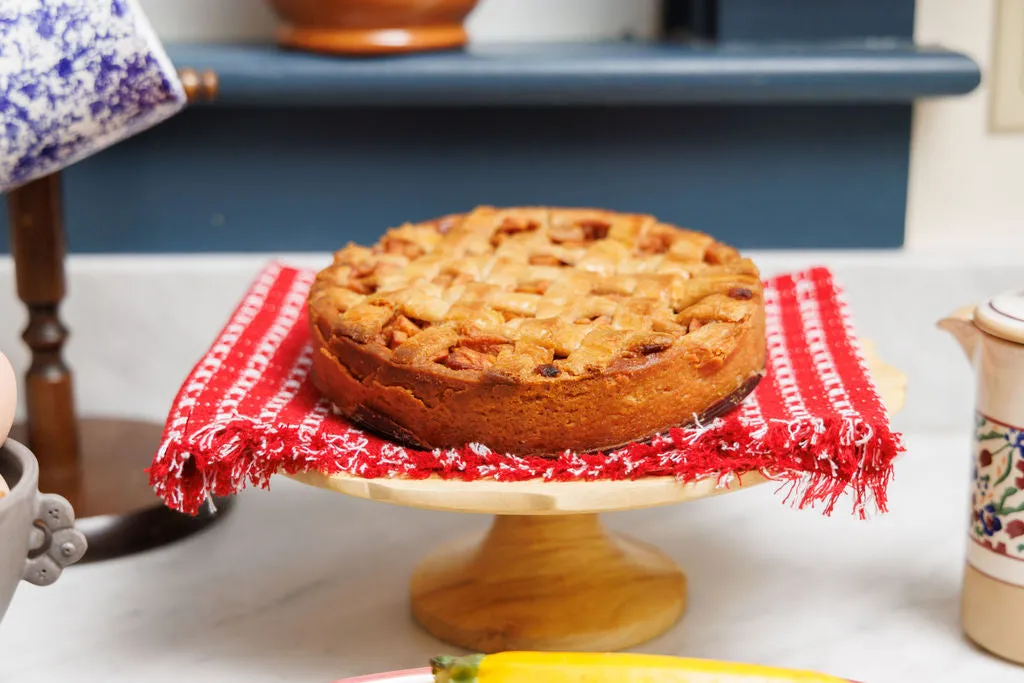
(7, 167, 230, 563)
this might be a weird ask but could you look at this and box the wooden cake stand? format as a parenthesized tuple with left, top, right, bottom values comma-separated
(288, 341, 906, 654)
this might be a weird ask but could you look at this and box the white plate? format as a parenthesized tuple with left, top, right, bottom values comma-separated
(333, 670, 431, 683)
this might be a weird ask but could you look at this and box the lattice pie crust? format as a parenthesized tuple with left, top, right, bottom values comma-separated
(308, 206, 766, 456)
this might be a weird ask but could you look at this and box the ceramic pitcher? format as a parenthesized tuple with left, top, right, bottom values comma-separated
(939, 290, 1024, 665)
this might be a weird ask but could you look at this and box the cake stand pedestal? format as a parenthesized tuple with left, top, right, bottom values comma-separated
(288, 341, 905, 653)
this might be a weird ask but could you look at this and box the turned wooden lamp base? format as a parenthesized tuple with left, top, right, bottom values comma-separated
(11, 418, 232, 562)
(6, 173, 232, 563)
(411, 514, 685, 653)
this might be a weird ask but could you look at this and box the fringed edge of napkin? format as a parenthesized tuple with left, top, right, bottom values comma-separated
(150, 408, 901, 519)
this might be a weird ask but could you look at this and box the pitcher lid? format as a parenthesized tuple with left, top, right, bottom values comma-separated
(975, 290, 1024, 344)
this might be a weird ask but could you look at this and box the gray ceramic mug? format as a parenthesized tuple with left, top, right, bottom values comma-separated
(0, 439, 87, 623)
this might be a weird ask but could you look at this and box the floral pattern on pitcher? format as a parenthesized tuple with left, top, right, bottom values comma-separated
(971, 413, 1024, 558)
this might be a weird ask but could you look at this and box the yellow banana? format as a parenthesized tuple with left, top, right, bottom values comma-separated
(430, 652, 847, 683)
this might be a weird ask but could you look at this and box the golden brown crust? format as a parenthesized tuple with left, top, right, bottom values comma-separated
(308, 206, 766, 455)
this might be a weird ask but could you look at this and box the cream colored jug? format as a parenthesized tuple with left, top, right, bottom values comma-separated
(939, 290, 1024, 665)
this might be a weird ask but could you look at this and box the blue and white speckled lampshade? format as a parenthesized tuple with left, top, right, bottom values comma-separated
(0, 0, 186, 194)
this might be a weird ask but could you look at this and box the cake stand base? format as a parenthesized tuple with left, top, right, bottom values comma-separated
(410, 513, 686, 653)
(13, 418, 233, 563)
(289, 340, 905, 653)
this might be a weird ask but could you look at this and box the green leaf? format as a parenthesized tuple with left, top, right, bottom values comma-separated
(1018, 544, 1024, 553)
(998, 502, 1024, 515)
(995, 455, 1016, 486)
(977, 430, 1005, 441)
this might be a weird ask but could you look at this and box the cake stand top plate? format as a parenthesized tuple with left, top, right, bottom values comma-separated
(285, 339, 905, 516)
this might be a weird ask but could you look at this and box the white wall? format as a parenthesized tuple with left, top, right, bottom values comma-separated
(906, 0, 1024, 249)
(134, 0, 276, 44)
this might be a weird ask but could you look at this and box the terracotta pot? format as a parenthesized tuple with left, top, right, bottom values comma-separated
(267, 0, 480, 56)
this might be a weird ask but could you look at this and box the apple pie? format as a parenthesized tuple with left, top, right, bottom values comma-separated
(308, 206, 766, 456)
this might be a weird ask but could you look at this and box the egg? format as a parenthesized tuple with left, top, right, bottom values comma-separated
(0, 351, 15, 497)
(0, 352, 14, 445)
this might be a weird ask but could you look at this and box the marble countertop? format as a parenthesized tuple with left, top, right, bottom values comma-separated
(1, 431, 1020, 683)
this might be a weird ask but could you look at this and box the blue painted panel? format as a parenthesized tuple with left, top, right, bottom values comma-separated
(0, 105, 912, 252)
(163, 42, 979, 107)
(718, 0, 915, 42)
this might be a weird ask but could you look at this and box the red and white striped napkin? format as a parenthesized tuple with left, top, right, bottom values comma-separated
(149, 263, 903, 517)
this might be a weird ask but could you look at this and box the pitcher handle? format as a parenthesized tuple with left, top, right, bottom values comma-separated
(22, 493, 87, 586)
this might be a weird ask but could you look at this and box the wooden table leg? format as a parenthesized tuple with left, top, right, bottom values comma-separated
(6, 173, 232, 563)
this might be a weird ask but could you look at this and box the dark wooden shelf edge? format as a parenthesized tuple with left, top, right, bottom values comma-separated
(165, 41, 981, 107)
